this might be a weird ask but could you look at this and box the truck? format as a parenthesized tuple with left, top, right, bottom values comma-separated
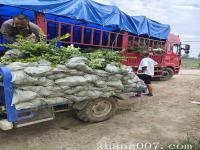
(0, 0, 190, 130)
(0, 1, 190, 81)
(38, 20, 190, 81)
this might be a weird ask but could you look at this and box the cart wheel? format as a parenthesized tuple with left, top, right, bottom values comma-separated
(160, 67, 174, 81)
(76, 98, 117, 122)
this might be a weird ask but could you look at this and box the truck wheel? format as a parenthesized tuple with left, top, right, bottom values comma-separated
(160, 67, 174, 81)
(76, 98, 117, 123)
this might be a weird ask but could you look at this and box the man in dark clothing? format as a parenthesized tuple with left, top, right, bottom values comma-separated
(0, 14, 43, 44)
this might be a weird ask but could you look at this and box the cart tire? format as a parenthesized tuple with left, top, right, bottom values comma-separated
(160, 67, 174, 81)
(76, 98, 117, 123)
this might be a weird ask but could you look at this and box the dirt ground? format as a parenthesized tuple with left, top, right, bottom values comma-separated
(0, 69, 200, 150)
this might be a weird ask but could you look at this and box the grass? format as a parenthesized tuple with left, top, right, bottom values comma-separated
(163, 136, 200, 150)
(181, 58, 200, 69)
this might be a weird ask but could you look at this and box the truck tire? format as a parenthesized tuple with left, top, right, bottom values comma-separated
(160, 67, 174, 81)
(76, 98, 117, 123)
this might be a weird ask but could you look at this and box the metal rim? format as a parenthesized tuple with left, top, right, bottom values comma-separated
(91, 100, 112, 118)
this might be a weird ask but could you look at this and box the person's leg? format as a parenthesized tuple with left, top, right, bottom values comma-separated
(146, 84, 153, 96)
(135, 74, 144, 97)
(145, 75, 153, 96)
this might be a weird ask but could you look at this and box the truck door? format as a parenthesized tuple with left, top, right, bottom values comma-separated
(172, 44, 181, 65)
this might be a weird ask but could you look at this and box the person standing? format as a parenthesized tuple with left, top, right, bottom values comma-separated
(136, 52, 158, 96)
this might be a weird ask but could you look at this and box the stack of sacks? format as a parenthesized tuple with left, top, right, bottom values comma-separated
(6, 57, 145, 110)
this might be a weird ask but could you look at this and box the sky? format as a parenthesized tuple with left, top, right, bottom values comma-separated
(94, 0, 200, 58)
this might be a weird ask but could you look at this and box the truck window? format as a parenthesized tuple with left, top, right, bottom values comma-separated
(173, 44, 179, 54)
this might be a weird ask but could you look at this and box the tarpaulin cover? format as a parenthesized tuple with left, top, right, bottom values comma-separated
(0, 0, 170, 39)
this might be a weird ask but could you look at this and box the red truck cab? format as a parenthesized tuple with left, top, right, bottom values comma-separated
(122, 33, 190, 80)
(162, 34, 182, 80)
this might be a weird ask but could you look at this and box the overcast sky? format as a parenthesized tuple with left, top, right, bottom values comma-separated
(94, 0, 200, 58)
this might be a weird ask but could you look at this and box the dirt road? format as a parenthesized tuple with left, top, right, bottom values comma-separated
(0, 70, 200, 150)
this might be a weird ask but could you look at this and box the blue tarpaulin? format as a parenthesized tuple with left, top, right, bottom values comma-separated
(0, 0, 170, 39)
